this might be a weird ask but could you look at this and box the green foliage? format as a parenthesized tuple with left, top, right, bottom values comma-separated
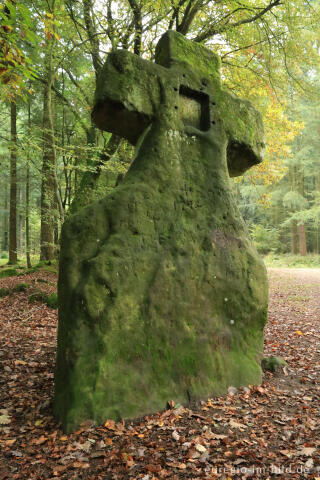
(28, 290, 47, 303)
(250, 225, 280, 254)
(0, 283, 30, 297)
(13, 282, 30, 292)
(46, 292, 58, 309)
(282, 191, 309, 211)
(0, 268, 18, 279)
(0, 1, 38, 99)
(0, 287, 9, 297)
(28, 289, 57, 308)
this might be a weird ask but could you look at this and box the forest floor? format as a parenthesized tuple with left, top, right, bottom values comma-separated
(0, 268, 319, 480)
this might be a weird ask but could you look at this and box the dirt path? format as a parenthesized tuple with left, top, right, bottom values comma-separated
(268, 266, 320, 282)
(0, 268, 319, 479)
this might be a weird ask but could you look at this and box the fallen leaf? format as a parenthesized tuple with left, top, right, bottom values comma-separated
(229, 419, 247, 430)
(0, 415, 11, 425)
(305, 458, 313, 469)
(14, 360, 27, 365)
(172, 430, 180, 441)
(195, 444, 207, 453)
(297, 447, 316, 456)
(11, 451, 23, 457)
(5, 439, 16, 446)
(71, 461, 90, 469)
(104, 419, 116, 430)
(32, 436, 48, 445)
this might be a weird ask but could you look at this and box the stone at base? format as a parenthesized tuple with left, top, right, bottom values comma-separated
(261, 356, 287, 373)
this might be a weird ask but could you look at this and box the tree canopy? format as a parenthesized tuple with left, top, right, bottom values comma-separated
(1, 0, 320, 261)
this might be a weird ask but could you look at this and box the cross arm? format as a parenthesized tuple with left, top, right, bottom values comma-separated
(221, 91, 265, 177)
(92, 50, 165, 145)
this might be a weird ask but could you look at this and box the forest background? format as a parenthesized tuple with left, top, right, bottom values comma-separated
(1, 0, 320, 268)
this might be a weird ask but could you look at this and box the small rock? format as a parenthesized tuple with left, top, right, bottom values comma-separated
(261, 356, 287, 373)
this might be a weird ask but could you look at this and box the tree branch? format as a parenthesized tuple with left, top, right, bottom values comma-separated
(194, 0, 282, 42)
(82, 0, 102, 75)
(128, 0, 142, 55)
(220, 30, 285, 59)
(36, 76, 90, 136)
(64, 68, 91, 106)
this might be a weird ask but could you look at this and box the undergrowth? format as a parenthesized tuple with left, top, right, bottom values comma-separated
(264, 253, 320, 268)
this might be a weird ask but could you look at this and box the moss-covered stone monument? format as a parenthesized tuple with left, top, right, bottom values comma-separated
(54, 31, 268, 432)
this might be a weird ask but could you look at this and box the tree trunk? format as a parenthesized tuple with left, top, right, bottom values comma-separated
(297, 160, 307, 256)
(9, 101, 17, 265)
(299, 223, 307, 256)
(19, 187, 24, 253)
(26, 101, 32, 269)
(291, 219, 298, 255)
(40, 31, 57, 261)
(2, 181, 8, 251)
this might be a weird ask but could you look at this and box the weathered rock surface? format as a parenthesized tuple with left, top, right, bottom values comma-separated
(54, 31, 268, 432)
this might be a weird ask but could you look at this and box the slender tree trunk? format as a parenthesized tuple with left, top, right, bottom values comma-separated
(291, 219, 298, 255)
(26, 162, 32, 268)
(19, 187, 24, 253)
(9, 101, 17, 265)
(299, 223, 307, 256)
(2, 181, 8, 251)
(26, 100, 32, 268)
(297, 160, 307, 256)
(40, 31, 57, 261)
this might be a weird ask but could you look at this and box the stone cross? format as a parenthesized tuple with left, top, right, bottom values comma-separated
(54, 31, 268, 433)
(92, 30, 265, 177)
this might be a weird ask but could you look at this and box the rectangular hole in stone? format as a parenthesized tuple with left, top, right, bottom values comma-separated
(179, 85, 210, 131)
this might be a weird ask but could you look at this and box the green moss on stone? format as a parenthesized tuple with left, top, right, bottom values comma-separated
(55, 31, 268, 432)
(261, 356, 287, 373)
